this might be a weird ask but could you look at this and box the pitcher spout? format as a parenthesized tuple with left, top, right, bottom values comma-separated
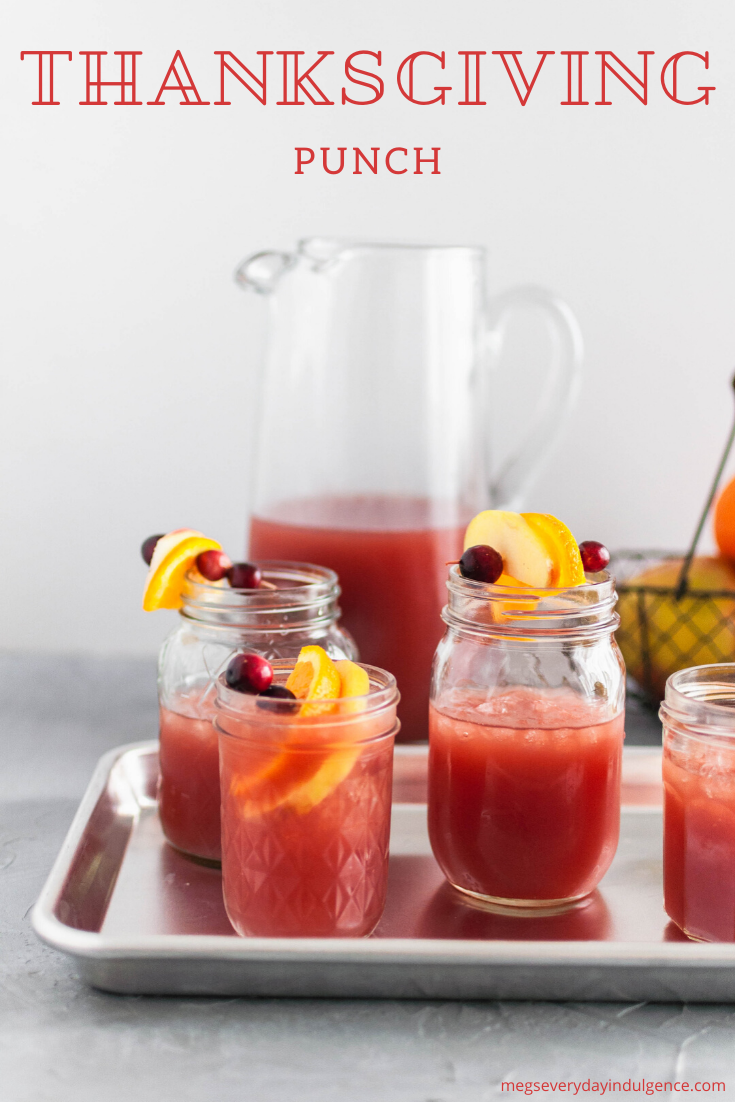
(234, 251, 295, 294)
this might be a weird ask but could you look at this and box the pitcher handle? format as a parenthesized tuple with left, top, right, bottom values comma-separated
(483, 285, 583, 509)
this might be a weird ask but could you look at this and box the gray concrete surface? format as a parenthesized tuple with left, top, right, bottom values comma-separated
(2, 653, 733, 1101)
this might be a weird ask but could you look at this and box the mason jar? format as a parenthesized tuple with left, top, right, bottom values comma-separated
(215, 660, 399, 938)
(661, 664, 735, 942)
(157, 561, 356, 863)
(428, 568, 625, 912)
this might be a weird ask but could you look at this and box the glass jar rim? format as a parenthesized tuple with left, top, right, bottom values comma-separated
(215, 660, 399, 732)
(660, 664, 735, 738)
(180, 560, 340, 620)
(444, 566, 619, 639)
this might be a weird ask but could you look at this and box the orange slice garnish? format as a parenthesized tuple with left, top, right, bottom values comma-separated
(334, 659, 370, 714)
(521, 513, 586, 587)
(285, 644, 342, 717)
(142, 529, 221, 611)
(486, 571, 544, 620)
(231, 652, 370, 817)
(495, 572, 526, 587)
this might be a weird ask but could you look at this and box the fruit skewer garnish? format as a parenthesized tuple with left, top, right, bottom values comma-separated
(455, 510, 608, 588)
(225, 646, 371, 816)
(223, 654, 299, 713)
(140, 530, 275, 611)
(223, 646, 369, 709)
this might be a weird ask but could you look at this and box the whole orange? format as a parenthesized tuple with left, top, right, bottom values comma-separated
(714, 474, 735, 562)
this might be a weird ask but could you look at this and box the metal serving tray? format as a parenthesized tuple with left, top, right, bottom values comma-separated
(32, 743, 735, 1002)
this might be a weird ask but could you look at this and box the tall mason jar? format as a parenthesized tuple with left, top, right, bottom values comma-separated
(157, 561, 356, 863)
(428, 568, 625, 911)
(661, 664, 735, 942)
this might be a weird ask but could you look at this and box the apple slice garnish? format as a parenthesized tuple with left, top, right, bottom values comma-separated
(462, 510, 586, 588)
(463, 511, 554, 587)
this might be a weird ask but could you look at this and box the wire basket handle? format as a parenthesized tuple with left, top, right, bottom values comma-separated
(676, 372, 735, 599)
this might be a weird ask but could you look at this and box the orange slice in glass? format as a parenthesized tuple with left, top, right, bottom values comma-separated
(231, 653, 370, 817)
(285, 644, 342, 717)
(142, 529, 221, 611)
(232, 747, 337, 818)
(284, 658, 370, 810)
(334, 659, 370, 714)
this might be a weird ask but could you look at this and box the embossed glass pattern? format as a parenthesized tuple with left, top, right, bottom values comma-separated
(216, 662, 399, 937)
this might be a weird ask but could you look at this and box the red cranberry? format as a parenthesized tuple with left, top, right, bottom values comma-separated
(225, 653, 273, 694)
(196, 549, 233, 581)
(459, 545, 504, 584)
(141, 534, 164, 566)
(256, 684, 299, 713)
(227, 562, 262, 589)
(579, 540, 611, 574)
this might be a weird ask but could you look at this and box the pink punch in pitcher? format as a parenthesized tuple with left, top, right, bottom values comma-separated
(237, 239, 583, 740)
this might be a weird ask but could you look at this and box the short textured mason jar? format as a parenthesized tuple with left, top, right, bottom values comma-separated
(157, 561, 357, 863)
(428, 567, 626, 911)
(661, 664, 735, 942)
(216, 660, 400, 938)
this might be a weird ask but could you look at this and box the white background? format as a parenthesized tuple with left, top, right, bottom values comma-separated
(3, 0, 734, 655)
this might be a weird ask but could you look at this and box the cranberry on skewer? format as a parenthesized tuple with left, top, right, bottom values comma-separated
(197, 549, 233, 581)
(578, 541, 610, 574)
(256, 684, 299, 714)
(225, 653, 274, 695)
(458, 544, 504, 584)
(227, 562, 262, 589)
(141, 534, 164, 566)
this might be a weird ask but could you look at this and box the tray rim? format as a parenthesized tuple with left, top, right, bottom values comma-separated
(32, 741, 735, 971)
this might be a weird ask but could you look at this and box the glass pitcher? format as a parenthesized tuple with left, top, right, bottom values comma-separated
(236, 238, 583, 741)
